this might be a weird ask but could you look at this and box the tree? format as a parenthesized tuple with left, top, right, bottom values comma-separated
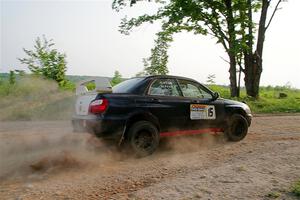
(206, 74, 216, 85)
(15, 70, 26, 76)
(9, 70, 16, 85)
(243, 0, 283, 98)
(142, 32, 170, 75)
(111, 70, 123, 86)
(19, 36, 67, 86)
(113, 0, 283, 98)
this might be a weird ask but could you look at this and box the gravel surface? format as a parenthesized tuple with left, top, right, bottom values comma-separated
(0, 115, 299, 200)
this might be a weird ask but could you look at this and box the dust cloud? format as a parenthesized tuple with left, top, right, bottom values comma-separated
(0, 124, 125, 181)
(160, 133, 226, 153)
(0, 76, 126, 182)
(0, 73, 124, 181)
(0, 76, 74, 121)
(0, 121, 226, 182)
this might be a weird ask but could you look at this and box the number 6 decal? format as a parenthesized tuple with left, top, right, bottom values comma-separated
(207, 105, 216, 119)
(190, 104, 216, 120)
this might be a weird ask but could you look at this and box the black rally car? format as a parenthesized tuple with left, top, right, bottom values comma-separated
(72, 75, 252, 156)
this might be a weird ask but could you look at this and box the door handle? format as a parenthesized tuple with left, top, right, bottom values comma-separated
(151, 98, 160, 102)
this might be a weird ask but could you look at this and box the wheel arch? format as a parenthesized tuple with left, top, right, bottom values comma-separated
(225, 105, 250, 127)
(226, 106, 247, 117)
(124, 111, 160, 139)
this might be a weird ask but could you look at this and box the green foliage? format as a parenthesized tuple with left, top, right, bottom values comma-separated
(111, 70, 123, 86)
(0, 76, 74, 121)
(15, 70, 26, 76)
(266, 191, 281, 199)
(291, 180, 300, 197)
(113, 0, 283, 98)
(143, 31, 170, 75)
(86, 82, 96, 90)
(9, 71, 16, 85)
(18, 36, 67, 86)
(1, 73, 299, 119)
(113, 0, 261, 69)
(0, 75, 57, 97)
(208, 85, 231, 99)
(206, 74, 216, 85)
(207, 84, 300, 113)
(60, 80, 76, 91)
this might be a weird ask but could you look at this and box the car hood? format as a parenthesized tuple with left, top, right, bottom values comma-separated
(222, 98, 249, 109)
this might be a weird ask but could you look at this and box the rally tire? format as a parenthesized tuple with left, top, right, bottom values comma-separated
(128, 121, 160, 157)
(225, 114, 248, 142)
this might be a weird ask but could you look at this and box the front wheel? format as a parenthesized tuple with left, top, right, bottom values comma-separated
(128, 121, 160, 157)
(225, 114, 249, 141)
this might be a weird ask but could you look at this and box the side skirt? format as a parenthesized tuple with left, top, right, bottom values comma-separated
(160, 128, 224, 138)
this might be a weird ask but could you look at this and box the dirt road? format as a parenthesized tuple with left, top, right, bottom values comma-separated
(0, 115, 299, 200)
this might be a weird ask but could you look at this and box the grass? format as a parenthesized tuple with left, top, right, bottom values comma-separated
(0, 76, 74, 121)
(266, 191, 281, 199)
(264, 180, 300, 199)
(208, 85, 300, 114)
(291, 180, 300, 197)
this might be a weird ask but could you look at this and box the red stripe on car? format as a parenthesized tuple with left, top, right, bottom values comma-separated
(160, 128, 223, 137)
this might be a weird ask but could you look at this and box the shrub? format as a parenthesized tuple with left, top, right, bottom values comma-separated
(291, 180, 300, 197)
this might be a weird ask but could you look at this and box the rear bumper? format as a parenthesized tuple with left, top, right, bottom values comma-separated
(72, 115, 125, 140)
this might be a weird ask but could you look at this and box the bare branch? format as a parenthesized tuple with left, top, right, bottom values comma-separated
(219, 56, 230, 64)
(237, 60, 245, 73)
(265, 0, 282, 31)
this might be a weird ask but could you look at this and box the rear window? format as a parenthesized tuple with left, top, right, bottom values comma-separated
(112, 78, 144, 93)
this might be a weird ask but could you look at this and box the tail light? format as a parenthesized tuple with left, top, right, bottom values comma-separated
(89, 99, 109, 114)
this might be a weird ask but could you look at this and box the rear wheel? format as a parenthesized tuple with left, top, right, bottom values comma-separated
(225, 114, 248, 141)
(128, 121, 159, 157)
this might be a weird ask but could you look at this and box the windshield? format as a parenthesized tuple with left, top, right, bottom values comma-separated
(112, 78, 144, 93)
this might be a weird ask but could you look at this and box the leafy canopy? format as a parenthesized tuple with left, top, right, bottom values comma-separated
(111, 70, 123, 86)
(19, 36, 67, 86)
(113, 0, 261, 75)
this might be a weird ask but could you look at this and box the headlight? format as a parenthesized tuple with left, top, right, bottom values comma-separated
(244, 104, 251, 114)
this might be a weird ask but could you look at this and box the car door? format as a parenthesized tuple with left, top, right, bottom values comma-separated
(136, 78, 190, 132)
(177, 79, 225, 130)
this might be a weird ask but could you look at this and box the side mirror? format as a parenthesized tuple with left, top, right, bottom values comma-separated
(212, 92, 220, 100)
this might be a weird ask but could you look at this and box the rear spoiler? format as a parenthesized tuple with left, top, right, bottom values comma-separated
(75, 77, 112, 96)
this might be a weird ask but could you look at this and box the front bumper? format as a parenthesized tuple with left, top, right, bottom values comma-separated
(245, 113, 252, 126)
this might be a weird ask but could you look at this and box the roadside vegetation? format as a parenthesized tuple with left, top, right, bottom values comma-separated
(1, 72, 299, 121)
(264, 179, 300, 199)
(209, 84, 300, 114)
(0, 75, 74, 121)
(291, 180, 300, 197)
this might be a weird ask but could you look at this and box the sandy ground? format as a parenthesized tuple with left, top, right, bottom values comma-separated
(0, 115, 299, 200)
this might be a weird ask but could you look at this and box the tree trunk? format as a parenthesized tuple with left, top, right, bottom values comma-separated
(244, 0, 269, 98)
(225, 0, 238, 97)
(244, 0, 254, 97)
(229, 52, 238, 97)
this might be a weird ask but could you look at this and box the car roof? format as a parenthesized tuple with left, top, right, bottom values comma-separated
(142, 75, 198, 82)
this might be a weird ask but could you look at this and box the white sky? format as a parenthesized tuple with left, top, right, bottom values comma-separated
(1, 0, 300, 88)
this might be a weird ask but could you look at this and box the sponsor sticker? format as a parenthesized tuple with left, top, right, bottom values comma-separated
(190, 104, 216, 120)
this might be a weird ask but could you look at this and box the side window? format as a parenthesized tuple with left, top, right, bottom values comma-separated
(149, 79, 181, 97)
(178, 79, 212, 99)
